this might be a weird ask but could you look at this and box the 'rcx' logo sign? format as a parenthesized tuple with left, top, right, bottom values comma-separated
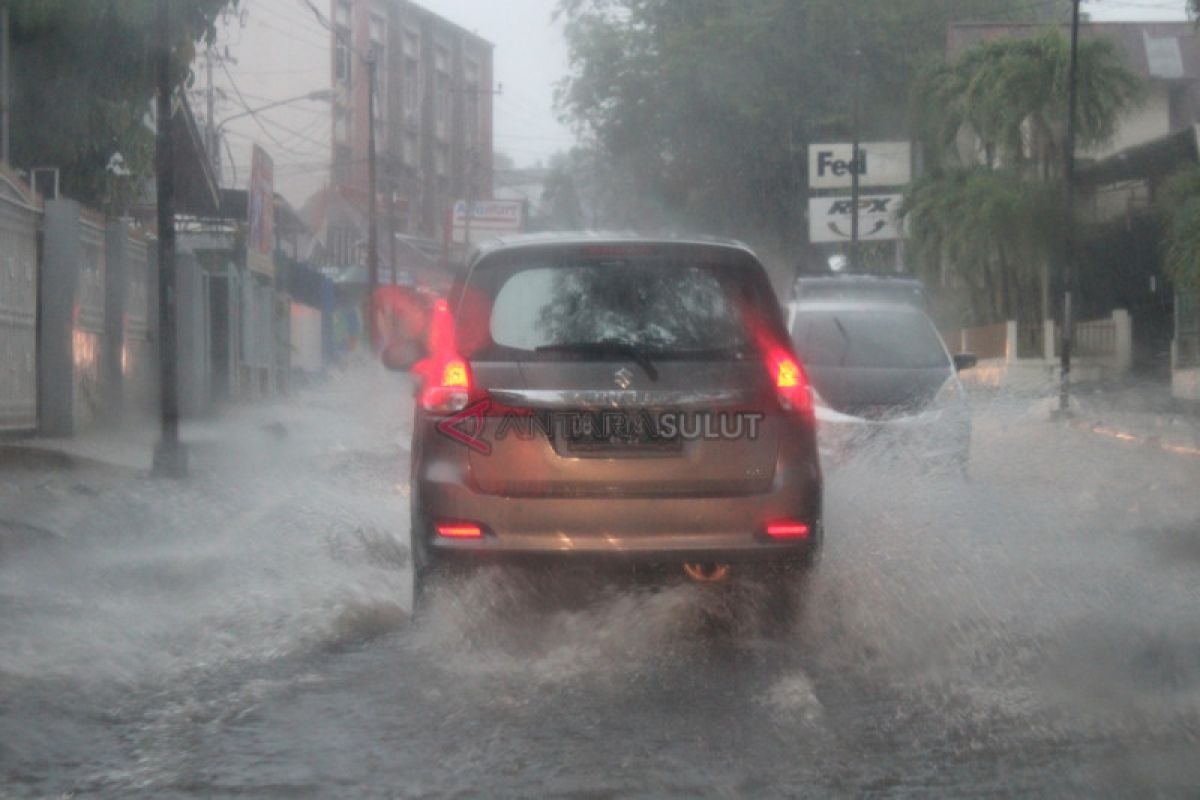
(807, 193, 903, 244)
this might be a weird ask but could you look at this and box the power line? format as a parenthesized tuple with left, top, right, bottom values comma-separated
(251, 17, 330, 51)
(218, 56, 300, 154)
(255, 0, 332, 39)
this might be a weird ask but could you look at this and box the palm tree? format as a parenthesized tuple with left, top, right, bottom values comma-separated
(903, 168, 1063, 323)
(904, 29, 1141, 324)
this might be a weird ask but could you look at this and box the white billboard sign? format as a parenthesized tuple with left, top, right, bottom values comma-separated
(808, 194, 903, 243)
(808, 141, 911, 190)
(452, 199, 525, 244)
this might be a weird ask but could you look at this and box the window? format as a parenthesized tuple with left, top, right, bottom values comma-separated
(333, 0, 350, 28)
(434, 71, 449, 138)
(370, 44, 385, 122)
(334, 42, 351, 84)
(483, 260, 756, 355)
(404, 56, 420, 120)
(792, 309, 950, 369)
(369, 14, 385, 44)
(464, 60, 480, 147)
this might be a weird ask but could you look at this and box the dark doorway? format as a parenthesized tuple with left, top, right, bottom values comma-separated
(1081, 214, 1174, 381)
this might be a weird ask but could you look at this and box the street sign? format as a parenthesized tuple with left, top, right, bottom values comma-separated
(452, 199, 524, 245)
(808, 194, 903, 243)
(247, 145, 275, 278)
(808, 141, 911, 190)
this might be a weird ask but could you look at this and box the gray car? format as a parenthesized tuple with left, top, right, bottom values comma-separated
(787, 277, 975, 472)
(387, 235, 824, 615)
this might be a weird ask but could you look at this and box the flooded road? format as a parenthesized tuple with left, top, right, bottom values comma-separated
(2, 370, 1199, 797)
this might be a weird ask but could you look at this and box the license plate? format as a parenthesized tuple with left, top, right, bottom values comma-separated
(557, 410, 682, 455)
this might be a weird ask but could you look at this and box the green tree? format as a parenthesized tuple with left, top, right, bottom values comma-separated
(903, 168, 1064, 322)
(1159, 166, 1200, 294)
(3, 0, 234, 212)
(902, 29, 1140, 324)
(912, 30, 1140, 177)
(556, 0, 1033, 247)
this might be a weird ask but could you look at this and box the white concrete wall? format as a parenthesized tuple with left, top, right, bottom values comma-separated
(1174, 367, 1200, 402)
(290, 302, 324, 374)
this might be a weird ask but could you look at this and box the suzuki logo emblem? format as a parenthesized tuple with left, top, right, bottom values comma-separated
(613, 367, 634, 389)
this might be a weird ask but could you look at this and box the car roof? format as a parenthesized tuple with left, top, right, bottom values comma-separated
(791, 300, 930, 313)
(792, 274, 926, 309)
(469, 231, 756, 264)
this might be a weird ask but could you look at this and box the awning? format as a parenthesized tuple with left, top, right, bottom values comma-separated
(170, 93, 220, 217)
(1077, 125, 1200, 188)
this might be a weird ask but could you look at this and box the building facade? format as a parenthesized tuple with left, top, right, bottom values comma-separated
(328, 0, 493, 257)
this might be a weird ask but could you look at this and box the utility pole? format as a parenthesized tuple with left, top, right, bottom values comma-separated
(387, 170, 397, 284)
(153, 0, 186, 478)
(205, 46, 219, 184)
(366, 51, 379, 315)
(1, 5, 9, 164)
(849, 15, 862, 272)
(1059, 0, 1082, 415)
(463, 148, 476, 252)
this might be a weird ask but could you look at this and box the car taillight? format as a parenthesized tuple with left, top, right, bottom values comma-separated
(417, 299, 473, 413)
(419, 358, 471, 413)
(435, 522, 483, 539)
(771, 353, 813, 417)
(765, 520, 810, 540)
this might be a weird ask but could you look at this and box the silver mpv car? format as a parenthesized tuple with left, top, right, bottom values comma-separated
(390, 236, 823, 615)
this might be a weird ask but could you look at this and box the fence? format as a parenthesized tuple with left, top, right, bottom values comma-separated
(40, 199, 107, 435)
(40, 200, 166, 434)
(1056, 316, 1117, 359)
(1178, 292, 1200, 370)
(0, 169, 41, 432)
(944, 311, 1132, 388)
(943, 321, 1009, 361)
(104, 222, 157, 419)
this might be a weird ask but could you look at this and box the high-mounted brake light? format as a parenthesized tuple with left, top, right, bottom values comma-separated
(436, 522, 483, 539)
(765, 521, 810, 540)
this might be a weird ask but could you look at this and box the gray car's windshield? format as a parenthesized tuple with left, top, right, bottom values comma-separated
(793, 309, 949, 369)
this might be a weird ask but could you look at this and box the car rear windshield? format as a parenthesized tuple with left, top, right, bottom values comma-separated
(792, 308, 950, 369)
(471, 252, 770, 358)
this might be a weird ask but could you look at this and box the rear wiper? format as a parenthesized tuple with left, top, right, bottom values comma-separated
(535, 339, 660, 381)
(833, 317, 851, 367)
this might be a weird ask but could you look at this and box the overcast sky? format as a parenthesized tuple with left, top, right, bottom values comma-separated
(210, 0, 1191, 206)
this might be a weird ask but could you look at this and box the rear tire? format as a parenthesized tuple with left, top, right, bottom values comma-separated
(760, 522, 822, 633)
(409, 504, 435, 619)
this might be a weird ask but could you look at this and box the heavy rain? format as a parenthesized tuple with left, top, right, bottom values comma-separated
(2, 1, 1200, 797)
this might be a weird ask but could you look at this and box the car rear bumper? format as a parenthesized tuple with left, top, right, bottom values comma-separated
(414, 450, 822, 566)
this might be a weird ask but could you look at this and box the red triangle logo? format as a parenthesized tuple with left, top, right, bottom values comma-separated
(436, 398, 492, 455)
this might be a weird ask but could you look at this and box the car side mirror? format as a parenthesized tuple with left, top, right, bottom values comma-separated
(381, 339, 426, 372)
(953, 352, 978, 372)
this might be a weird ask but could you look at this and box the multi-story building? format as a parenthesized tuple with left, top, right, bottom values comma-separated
(327, 0, 493, 258)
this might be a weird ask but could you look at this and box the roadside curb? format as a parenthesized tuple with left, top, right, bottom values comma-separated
(1066, 417, 1200, 458)
(0, 442, 145, 475)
